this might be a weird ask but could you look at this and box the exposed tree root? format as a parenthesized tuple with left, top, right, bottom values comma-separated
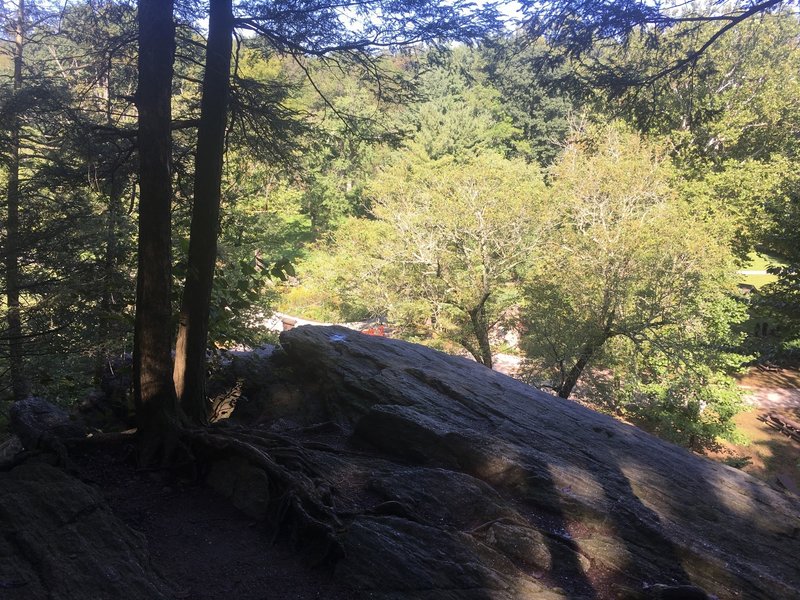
(6, 398, 346, 563)
(183, 426, 345, 562)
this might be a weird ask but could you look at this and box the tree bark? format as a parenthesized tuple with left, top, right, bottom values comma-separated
(94, 173, 124, 383)
(468, 301, 493, 369)
(133, 0, 178, 437)
(558, 311, 615, 399)
(173, 0, 233, 424)
(557, 342, 597, 399)
(5, 0, 29, 400)
(94, 62, 124, 384)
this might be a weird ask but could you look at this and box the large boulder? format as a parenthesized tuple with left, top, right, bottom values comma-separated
(3, 326, 798, 599)
(278, 325, 800, 600)
(10, 397, 85, 450)
(0, 460, 175, 600)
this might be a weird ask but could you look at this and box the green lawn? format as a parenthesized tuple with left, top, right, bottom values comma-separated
(739, 252, 788, 288)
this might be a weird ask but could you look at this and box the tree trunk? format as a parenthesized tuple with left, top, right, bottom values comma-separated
(558, 310, 615, 399)
(94, 65, 123, 384)
(94, 174, 124, 383)
(133, 0, 178, 439)
(468, 301, 493, 369)
(557, 343, 596, 399)
(173, 0, 233, 424)
(5, 0, 28, 400)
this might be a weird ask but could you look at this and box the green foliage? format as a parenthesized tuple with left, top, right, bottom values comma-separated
(679, 157, 800, 263)
(631, 366, 748, 450)
(0, 1, 143, 399)
(590, 11, 800, 365)
(285, 150, 545, 362)
(201, 153, 315, 346)
(405, 48, 527, 161)
(757, 265, 800, 344)
(520, 122, 748, 449)
(606, 299, 751, 450)
(281, 217, 394, 323)
(482, 35, 575, 165)
(271, 53, 409, 233)
(2, 0, 795, 453)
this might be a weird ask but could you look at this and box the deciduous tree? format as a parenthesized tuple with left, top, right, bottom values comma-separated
(520, 123, 747, 446)
(305, 151, 545, 367)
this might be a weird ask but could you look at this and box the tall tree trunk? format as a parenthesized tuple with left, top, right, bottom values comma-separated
(133, 0, 178, 439)
(5, 0, 28, 400)
(173, 0, 233, 424)
(95, 64, 122, 384)
(94, 172, 123, 384)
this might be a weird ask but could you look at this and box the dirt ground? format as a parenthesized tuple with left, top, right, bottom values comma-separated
(738, 366, 800, 410)
(707, 368, 800, 495)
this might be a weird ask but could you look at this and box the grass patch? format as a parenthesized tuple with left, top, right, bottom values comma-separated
(746, 252, 785, 272)
(739, 252, 788, 288)
(741, 272, 779, 288)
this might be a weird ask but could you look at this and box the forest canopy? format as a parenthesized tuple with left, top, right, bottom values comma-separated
(1, 0, 799, 453)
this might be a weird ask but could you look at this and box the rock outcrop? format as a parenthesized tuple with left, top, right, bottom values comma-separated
(10, 397, 85, 451)
(0, 460, 174, 600)
(3, 325, 799, 599)
(276, 325, 800, 600)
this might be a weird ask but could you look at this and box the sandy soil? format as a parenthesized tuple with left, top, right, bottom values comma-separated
(709, 368, 800, 495)
(737, 367, 800, 410)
